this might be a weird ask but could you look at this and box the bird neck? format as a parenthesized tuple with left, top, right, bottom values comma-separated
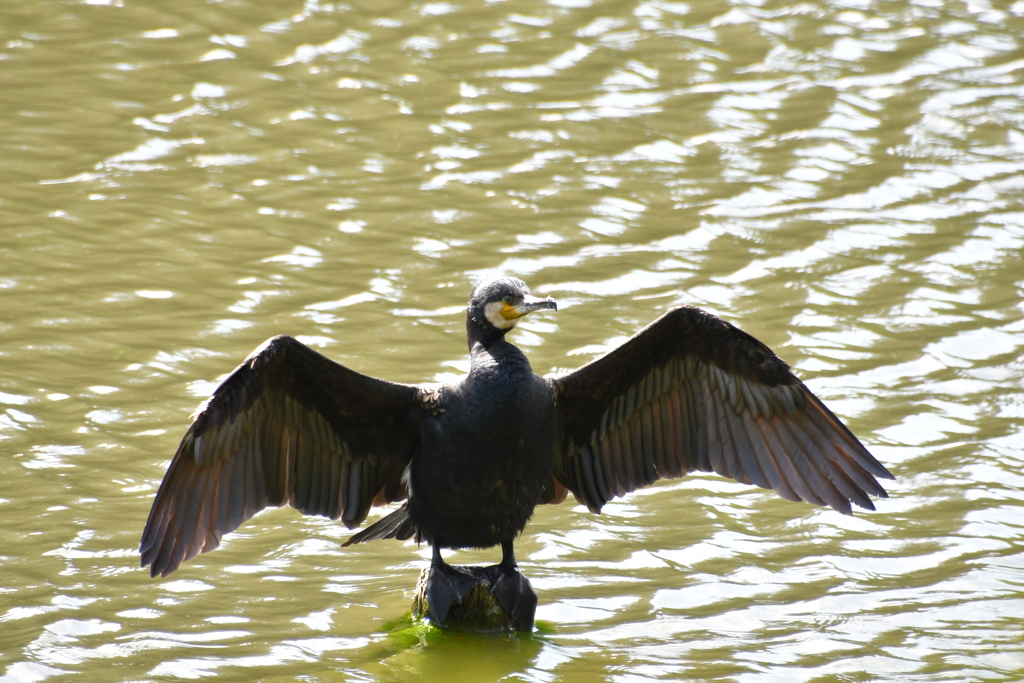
(469, 337, 531, 376)
(466, 310, 508, 349)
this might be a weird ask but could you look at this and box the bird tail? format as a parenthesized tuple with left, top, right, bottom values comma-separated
(342, 503, 422, 547)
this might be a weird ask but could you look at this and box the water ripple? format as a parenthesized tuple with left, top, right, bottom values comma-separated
(2, 0, 1024, 680)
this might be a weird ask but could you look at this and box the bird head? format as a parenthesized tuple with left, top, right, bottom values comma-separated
(467, 277, 557, 344)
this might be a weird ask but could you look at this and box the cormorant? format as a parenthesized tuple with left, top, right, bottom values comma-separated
(140, 276, 893, 630)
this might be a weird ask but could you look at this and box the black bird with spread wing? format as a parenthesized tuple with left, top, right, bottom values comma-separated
(140, 276, 893, 630)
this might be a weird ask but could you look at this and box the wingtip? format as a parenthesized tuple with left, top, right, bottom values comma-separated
(831, 497, 853, 516)
(853, 498, 877, 512)
(140, 556, 160, 578)
(140, 550, 178, 578)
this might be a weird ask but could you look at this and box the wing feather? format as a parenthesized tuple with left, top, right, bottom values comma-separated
(549, 306, 893, 515)
(649, 399, 666, 478)
(722, 397, 767, 489)
(187, 470, 216, 561)
(597, 437, 619, 500)
(609, 425, 628, 492)
(140, 335, 424, 577)
(743, 410, 799, 501)
(708, 370, 743, 482)
(673, 391, 691, 477)
(639, 405, 659, 478)
(215, 452, 235, 546)
(796, 399, 888, 497)
(327, 438, 341, 519)
(577, 445, 601, 510)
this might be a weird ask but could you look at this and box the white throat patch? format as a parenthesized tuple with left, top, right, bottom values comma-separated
(484, 301, 518, 330)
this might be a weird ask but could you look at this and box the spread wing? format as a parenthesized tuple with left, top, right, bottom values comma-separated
(549, 306, 893, 515)
(139, 335, 425, 577)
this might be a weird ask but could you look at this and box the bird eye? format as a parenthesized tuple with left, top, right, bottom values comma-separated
(503, 295, 513, 304)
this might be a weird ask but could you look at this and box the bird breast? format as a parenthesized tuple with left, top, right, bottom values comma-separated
(406, 364, 556, 548)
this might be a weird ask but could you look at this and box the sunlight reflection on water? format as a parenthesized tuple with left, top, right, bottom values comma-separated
(2, 0, 1024, 680)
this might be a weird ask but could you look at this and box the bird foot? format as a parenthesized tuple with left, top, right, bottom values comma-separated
(482, 563, 537, 632)
(425, 561, 481, 626)
(419, 561, 537, 632)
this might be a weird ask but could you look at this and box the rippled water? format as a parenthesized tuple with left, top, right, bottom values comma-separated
(3, 0, 1024, 680)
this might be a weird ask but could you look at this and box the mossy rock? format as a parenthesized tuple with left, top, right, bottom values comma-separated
(412, 566, 537, 632)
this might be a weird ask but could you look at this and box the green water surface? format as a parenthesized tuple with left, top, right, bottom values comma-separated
(2, 0, 1023, 680)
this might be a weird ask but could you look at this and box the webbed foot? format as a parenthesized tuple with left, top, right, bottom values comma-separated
(425, 559, 480, 625)
(488, 564, 537, 632)
(417, 541, 538, 632)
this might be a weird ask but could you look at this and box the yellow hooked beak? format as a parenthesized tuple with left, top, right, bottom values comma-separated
(499, 295, 558, 320)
